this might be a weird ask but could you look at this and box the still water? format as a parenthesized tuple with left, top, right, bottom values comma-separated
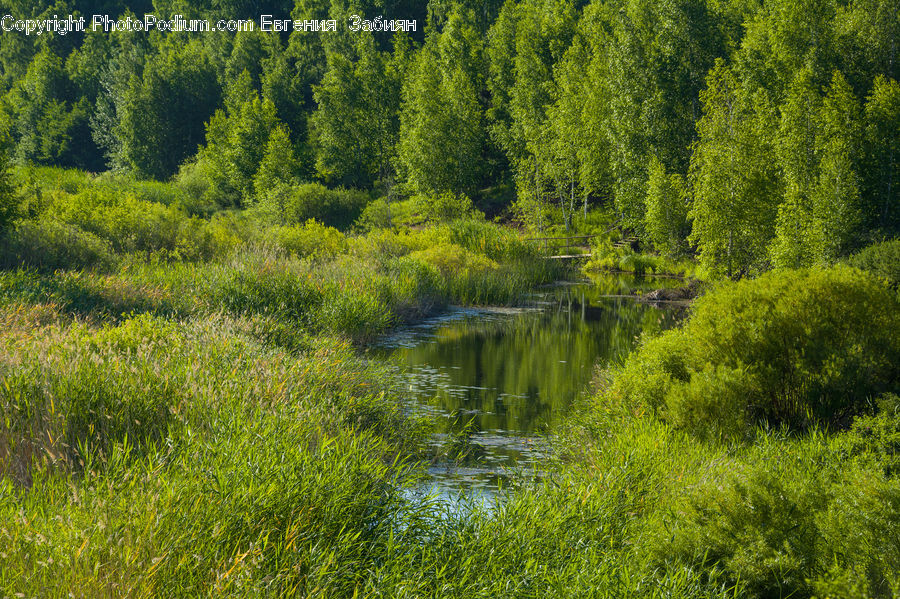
(373, 274, 686, 503)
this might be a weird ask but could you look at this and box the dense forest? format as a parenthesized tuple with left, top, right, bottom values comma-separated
(1, 0, 897, 275)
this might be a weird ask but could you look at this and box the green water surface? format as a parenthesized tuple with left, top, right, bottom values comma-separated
(374, 274, 686, 499)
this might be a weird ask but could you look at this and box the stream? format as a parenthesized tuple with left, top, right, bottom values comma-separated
(372, 274, 687, 506)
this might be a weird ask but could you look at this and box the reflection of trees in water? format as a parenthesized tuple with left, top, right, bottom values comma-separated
(392, 279, 684, 439)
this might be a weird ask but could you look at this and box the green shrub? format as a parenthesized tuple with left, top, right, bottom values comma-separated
(356, 197, 424, 230)
(263, 219, 346, 259)
(216, 264, 322, 322)
(41, 188, 223, 260)
(649, 454, 900, 598)
(263, 183, 369, 230)
(413, 192, 481, 223)
(347, 226, 442, 262)
(446, 218, 540, 263)
(614, 266, 900, 438)
(848, 239, 900, 287)
(839, 393, 900, 477)
(0, 218, 117, 272)
(408, 242, 498, 277)
(14, 165, 94, 195)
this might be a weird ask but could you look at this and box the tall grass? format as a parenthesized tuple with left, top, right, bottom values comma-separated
(15, 169, 900, 597)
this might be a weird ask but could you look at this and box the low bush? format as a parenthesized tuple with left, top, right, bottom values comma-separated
(348, 226, 439, 260)
(408, 242, 498, 277)
(261, 183, 370, 230)
(848, 238, 900, 288)
(38, 188, 225, 261)
(637, 426, 900, 599)
(413, 192, 482, 223)
(263, 219, 346, 259)
(0, 218, 117, 272)
(447, 218, 541, 263)
(613, 266, 900, 438)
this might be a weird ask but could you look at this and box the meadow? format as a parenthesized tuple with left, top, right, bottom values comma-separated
(1, 168, 899, 597)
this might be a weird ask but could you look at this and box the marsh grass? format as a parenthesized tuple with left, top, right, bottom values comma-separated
(10, 169, 899, 597)
(0, 312, 436, 596)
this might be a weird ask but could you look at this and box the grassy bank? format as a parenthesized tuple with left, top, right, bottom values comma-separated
(3, 168, 900, 597)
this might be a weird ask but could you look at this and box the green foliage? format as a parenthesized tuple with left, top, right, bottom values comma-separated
(263, 219, 346, 259)
(648, 449, 900, 598)
(259, 182, 370, 230)
(689, 61, 780, 278)
(252, 124, 298, 199)
(0, 218, 117, 272)
(413, 191, 481, 223)
(311, 33, 402, 188)
(398, 8, 488, 197)
(408, 242, 498, 277)
(3, 48, 100, 170)
(199, 72, 283, 206)
(0, 128, 17, 231)
(42, 188, 222, 261)
(644, 156, 690, 257)
(113, 40, 220, 180)
(769, 71, 865, 268)
(0, 314, 425, 594)
(614, 266, 900, 438)
(863, 76, 900, 236)
(847, 239, 900, 288)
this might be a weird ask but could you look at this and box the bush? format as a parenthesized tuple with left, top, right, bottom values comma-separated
(39, 188, 225, 261)
(613, 266, 900, 438)
(262, 183, 369, 230)
(848, 239, 900, 288)
(0, 219, 117, 272)
(649, 454, 900, 598)
(446, 218, 540, 263)
(408, 242, 498, 277)
(348, 226, 439, 260)
(413, 192, 481, 223)
(263, 219, 346, 259)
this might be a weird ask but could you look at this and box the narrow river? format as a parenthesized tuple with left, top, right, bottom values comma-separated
(372, 274, 687, 505)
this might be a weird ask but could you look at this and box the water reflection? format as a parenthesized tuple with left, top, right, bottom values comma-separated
(373, 274, 686, 499)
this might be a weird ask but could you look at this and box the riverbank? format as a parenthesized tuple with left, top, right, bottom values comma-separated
(3, 170, 900, 597)
(0, 181, 571, 595)
(3, 258, 899, 596)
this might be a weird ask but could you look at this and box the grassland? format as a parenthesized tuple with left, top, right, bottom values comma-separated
(2, 168, 900, 597)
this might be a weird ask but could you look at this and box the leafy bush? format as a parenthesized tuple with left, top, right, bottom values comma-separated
(262, 183, 369, 230)
(355, 197, 424, 230)
(413, 192, 481, 223)
(408, 242, 498, 277)
(614, 266, 900, 438)
(446, 218, 540, 263)
(40, 188, 223, 260)
(848, 238, 900, 287)
(263, 219, 346, 259)
(348, 226, 440, 261)
(0, 218, 117, 272)
(649, 453, 900, 598)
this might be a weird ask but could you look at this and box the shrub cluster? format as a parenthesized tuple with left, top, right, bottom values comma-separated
(611, 266, 900, 439)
